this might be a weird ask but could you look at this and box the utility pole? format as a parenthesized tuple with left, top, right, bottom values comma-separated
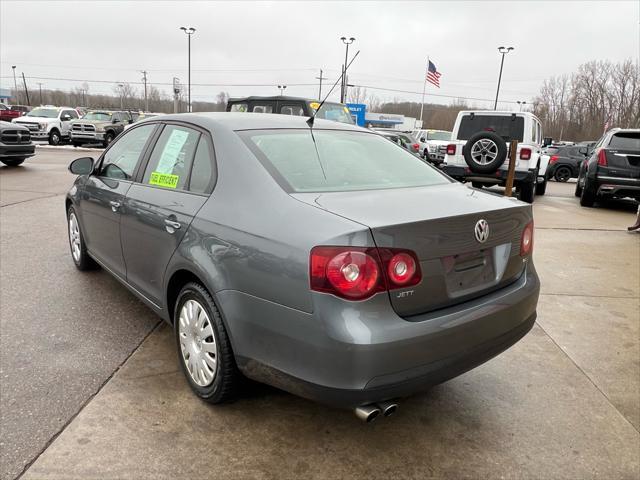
(315, 69, 328, 100)
(21, 72, 30, 106)
(141, 70, 148, 112)
(11, 66, 18, 104)
(37, 82, 43, 105)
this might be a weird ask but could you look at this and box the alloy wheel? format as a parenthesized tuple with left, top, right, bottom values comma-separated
(178, 299, 217, 387)
(470, 139, 498, 165)
(68, 212, 81, 262)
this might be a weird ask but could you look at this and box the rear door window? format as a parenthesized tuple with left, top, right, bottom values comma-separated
(188, 136, 215, 193)
(229, 103, 248, 112)
(142, 125, 201, 190)
(280, 105, 305, 116)
(457, 115, 524, 142)
(251, 104, 274, 113)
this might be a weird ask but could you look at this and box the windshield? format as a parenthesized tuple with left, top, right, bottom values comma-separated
(313, 103, 354, 124)
(82, 112, 113, 121)
(427, 131, 451, 141)
(241, 129, 449, 193)
(27, 108, 59, 118)
(457, 115, 524, 142)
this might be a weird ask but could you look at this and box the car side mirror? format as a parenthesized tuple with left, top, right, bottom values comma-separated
(69, 157, 94, 175)
(578, 147, 588, 155)
(112, 118, 119, 124)
(62, 115, 71, 121)
(420, 137, 426, 142)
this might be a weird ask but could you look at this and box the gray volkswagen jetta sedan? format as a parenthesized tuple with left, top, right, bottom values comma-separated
(66, 113, 539, 422)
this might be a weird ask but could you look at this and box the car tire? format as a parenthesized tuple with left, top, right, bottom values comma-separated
(174, 282, 241, 404)
(67, 206, 99, 270)
(72, 142, 83, 148)
(103, 132, 115, 148)
(554, 166, 572, 182)
(1, 158, 25, 167)
(535, 176, 547, 196)
(48, 129, 61, 146)
(574, 180, 583, 197)
(462, 131, 508, 174)
(471, 182, 484, 189)
(518, 180, 535, 203)
(580, 177, 597, 207)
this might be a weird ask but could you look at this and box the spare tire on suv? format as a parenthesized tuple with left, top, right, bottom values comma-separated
(462, 131, 508, 174)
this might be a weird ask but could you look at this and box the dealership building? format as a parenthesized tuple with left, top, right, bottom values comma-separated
(347, 103, 421, 130)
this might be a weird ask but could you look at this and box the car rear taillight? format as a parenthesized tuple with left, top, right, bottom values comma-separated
(550, 155, 559, 164)
(310, 246, 421, 300)
(520, 148, 532, 160)
(446, 144, 456, 155)
(597, 149, 608, 166)
(520, 221, 534, 257)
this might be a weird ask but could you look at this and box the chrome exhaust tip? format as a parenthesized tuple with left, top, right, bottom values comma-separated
(354, 405, 381, 423)
(376, 401, 398, 417)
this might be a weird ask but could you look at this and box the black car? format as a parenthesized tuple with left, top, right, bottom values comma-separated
(0, 120, 35, 166)
(547, 145, 591, 182)
(575, 128, 640, 206)
(226, 96, 354, 124)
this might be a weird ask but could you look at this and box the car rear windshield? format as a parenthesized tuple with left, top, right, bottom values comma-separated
(457, 115, 524, 142)
(609, 132, 640, 150)
(83, 112, 113, 121)
(313, 103, 354, 124)
(427, 131, 451, 141)
(26, 108, 58, 118)
(241, 129, 449, 193)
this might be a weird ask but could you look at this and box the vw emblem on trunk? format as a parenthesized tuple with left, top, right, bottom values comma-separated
(474, 219, 490, 243)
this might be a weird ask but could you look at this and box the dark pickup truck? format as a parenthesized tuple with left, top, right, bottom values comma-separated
(576, 128, 640, 206)
(0, 121, 35, 166)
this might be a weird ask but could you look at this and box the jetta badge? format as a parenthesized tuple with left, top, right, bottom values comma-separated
(474, 219, 489, 243)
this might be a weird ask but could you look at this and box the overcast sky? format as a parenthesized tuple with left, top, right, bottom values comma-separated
(1, 0, 639, 110)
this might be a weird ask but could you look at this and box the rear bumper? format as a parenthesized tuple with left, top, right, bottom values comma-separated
(222, 263, 540, 408)
(0, 143, 36, 158)
(595, 175, 640, 198)
(442, 165, 535, 185)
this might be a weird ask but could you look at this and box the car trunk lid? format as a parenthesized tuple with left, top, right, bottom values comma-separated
(293, 182, 532, 317)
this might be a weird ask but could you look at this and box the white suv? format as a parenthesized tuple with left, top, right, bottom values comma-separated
(12, 106, 79, 145)
(441, 111, 549, 203)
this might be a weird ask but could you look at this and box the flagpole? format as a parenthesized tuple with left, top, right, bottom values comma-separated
(419, 56, 428, 128)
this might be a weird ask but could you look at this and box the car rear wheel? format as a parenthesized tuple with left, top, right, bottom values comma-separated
(1, 158, 25, 167)
(174, 282, 240, 404)
(48, 129, 61, 146)
(67, 206, 98, 270)
(580, 177, 597, 207)
(554, 166, 572, 182)
(535, 176, 547, 196)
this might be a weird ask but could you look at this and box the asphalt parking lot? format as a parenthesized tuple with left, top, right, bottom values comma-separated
(1, 148, 639, 479)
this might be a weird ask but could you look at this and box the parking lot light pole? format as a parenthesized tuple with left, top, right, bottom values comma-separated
(517, 100, 527, 112)
(494, 46, 514, 110)
(118, 83, 124, 109)
(11, 66, 18, 103)
(340, 36, 355, 103)
(180, 27, 196, 112)
(277, 85, 287, 96)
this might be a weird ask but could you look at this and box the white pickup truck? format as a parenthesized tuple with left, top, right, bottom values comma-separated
(12, 106, 80, 145)
(412, 129, 452, 166)
(441, 110, 549, 203)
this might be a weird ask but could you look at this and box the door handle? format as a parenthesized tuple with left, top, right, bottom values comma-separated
(109, 201, 121, 212)
(164, 219, 181, 233)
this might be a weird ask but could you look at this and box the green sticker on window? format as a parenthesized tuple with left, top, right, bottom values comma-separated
(149, 171, 179, 189)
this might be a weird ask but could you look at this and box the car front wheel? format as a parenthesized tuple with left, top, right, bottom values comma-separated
(48, 129, 61, 146)
(174, 282, 240, 404)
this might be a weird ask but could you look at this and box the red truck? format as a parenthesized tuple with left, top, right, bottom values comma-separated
(0, 104, 28, 122)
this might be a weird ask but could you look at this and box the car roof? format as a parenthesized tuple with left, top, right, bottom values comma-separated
(139, 112, 364, 132)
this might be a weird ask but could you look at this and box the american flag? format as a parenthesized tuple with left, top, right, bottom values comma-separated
(427, 60, 441, 88)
